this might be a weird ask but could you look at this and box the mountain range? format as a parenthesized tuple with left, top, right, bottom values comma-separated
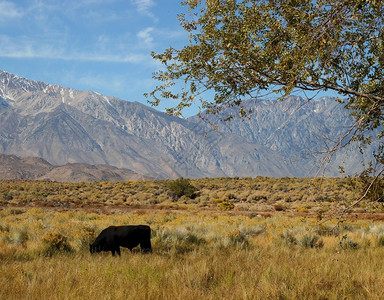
(0, 154, 148, 182)
(0, 70, 370, 180)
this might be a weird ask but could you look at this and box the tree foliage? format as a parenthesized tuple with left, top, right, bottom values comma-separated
(167, 177, 197, 199)
(147, 0, 384, 137)
(146, 0, 384, 204)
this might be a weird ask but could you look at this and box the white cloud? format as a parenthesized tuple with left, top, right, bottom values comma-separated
(0, 34, 150, 64)
(0, 1, 23, 19)
(131, 0, 157, 21)
(133, 0, 154, 12)
(137, 27, 154, 48)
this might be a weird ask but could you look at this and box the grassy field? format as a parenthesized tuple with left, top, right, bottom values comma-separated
(1, 177, 384, 299)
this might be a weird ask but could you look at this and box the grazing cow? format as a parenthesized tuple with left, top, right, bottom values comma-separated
(89, 225, 152, 256)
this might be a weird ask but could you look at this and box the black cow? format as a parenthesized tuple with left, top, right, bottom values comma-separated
(89, 225, 152, 256)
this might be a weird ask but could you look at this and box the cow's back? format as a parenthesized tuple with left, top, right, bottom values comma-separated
(113, 225, 151, 249)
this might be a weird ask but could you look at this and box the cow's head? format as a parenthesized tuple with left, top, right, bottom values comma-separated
(89, 244, 101, 254)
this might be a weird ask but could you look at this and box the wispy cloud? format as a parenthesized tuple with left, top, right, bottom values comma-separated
(131, 0, 157, 21)
(0, 1, 23, 19)
(137, 27, 154, 48)
(0, 34, 150, 64)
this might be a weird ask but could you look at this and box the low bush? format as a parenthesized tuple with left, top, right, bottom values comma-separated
(217, 201, 234, 211)
(298, 233, 324, 249)
(41, 232, 72, 256)
(340, 235, 359, 250)
(73, 226, 97, 250)
(227, 229, 249, 248)
(168, 178, 197, 200)
(280, 230, 297, 247)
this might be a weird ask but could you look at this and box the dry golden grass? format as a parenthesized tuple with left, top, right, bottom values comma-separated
(1, 177, 384, 299)
(2, 247, 384, 300)
(1, 207, 384, 299)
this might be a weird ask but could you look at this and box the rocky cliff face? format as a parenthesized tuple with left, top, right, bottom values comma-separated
(0, 70, 371, 178)
(0, 71, 295, 178)
(190, 96, 372, 176)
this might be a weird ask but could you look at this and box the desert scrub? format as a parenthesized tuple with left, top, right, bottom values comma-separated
(167, 177, 197, 200)
(1, 208, 384, 260)
(152, 226, 206, 254)
(279, 230, 298, 247)
(217, 200, 234, 211)
(298, 233, 324, 249)
(41, 232, 72, 256)
(72, 225, 97, 250)
(339, 234, 359, 250)
(0, 176, 377, 214)
(226, 229, 249, 248)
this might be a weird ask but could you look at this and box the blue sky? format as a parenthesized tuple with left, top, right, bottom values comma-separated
(0, 0, 341, 118)
(0, 0, 197, 114)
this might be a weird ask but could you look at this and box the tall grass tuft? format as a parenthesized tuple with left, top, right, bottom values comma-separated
(376, 234, 384, 247)
(227, 229, 249, 248)
(12, 226, 29, 246)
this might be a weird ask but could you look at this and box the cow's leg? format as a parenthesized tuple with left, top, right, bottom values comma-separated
(111, 246, 120, 256)
(140, 241, 152, 253)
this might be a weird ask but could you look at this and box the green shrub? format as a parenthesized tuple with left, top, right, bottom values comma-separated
(168, 178, 197, 200)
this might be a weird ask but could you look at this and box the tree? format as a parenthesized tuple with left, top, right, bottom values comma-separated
(146, 0, 384, 206)
(167, 177, 197, 200)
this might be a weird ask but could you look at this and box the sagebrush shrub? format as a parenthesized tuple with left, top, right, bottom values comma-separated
(226, 229, 249, 249)
(340, 235, 359, 250)
(299, 233, 324, 249)
(228, 230, 247, 244)
(280, 230, 297, 246)
(41, 232, 72, 256)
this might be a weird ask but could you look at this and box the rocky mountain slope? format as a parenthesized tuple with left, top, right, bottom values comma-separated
(0, 70, 372, 179)
(0, 71, 295, 179)
(0, 154, 148, 182)
(190, 96, 371, 176)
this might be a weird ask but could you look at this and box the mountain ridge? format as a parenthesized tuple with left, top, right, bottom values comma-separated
(0, 70, 371, 179)
(0, 153, 150, 182)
